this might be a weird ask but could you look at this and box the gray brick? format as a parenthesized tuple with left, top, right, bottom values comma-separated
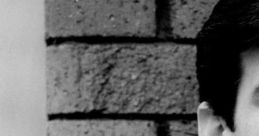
(48, 120, 156, 136)
(47, 43, 198, 114)
(159, 0, 219, 38)
(46, 0, 156, 37)
(169, 120, 197, 136)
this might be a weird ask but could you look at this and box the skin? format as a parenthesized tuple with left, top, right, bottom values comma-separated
(234, 49, 259, 136)
(198, 49, 259, 136)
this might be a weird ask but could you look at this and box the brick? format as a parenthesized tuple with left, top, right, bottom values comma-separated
(48, 120, 156, 136)
(169, 120, 197, 136)
(47, 43, 198, 114)
(46, 0, 156, 37)
(159, 0, 219, 38)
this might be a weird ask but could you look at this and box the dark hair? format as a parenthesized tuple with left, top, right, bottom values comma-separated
(197, 0, 259, 131)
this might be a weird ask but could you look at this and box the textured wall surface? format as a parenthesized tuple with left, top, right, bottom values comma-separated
(46, 0, 156, 37)
(46, 0, 220, 135)
(158, 0, 219, 38)
(48, 120, 156, 136)
(47, 43, 198, 114)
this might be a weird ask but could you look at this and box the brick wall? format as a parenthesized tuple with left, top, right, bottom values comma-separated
(46, 0, 219, 136)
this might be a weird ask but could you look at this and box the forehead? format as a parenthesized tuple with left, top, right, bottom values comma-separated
(241, 48, 259, 71)
(240, 48, 259, 88)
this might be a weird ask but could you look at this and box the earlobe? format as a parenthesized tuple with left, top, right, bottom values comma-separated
(197, 102, 222, 136)
(197, 102, 234, 136)
(220, 119, 235, 136)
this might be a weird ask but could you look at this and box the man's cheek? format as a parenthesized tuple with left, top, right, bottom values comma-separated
(235, 110, 259, 136)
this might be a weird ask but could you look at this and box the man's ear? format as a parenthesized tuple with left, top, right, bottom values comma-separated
(197, 102, 234, 136)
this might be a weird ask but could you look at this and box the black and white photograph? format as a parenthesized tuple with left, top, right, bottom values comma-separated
(2, 0, 257, 136)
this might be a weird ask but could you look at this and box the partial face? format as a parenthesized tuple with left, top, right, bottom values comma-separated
(234, 49, 259, 136)
(197, 49, 259, 136)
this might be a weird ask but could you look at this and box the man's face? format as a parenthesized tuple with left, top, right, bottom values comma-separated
(198, 49, 259, 136)
(233, 49, 259, 136)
